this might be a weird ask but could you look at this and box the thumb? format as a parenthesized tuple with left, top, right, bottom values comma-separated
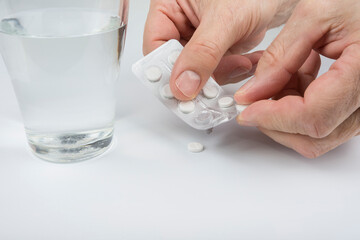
(235, 6, 325, 104)
(170, 17, 236, 101)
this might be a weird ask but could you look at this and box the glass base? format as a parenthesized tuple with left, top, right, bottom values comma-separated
(26, 127, 114, 163)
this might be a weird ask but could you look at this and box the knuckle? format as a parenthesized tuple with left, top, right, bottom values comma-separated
(295, 140, 325, 159)
(190, 39, 223, 65)
(307, 117, 333, 139)
(261, 40, 286, 68)
(259, 39, 295, 78)
(338, 108, 360, 137)
(261, 47, 277, 66)
(303, 107, 335, 138)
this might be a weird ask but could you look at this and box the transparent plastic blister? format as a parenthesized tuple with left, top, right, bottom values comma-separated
(132, 40, 239, 130)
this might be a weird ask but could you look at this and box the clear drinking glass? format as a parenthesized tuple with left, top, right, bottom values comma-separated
(0, 0, 129, 163)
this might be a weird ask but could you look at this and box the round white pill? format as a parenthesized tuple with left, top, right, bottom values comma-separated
(145, 66, 162, 82)
(236, 104, 249, 113)
(188, 142, 204, 153)
(168, 50, 181, 65)
(203, 85, 219, 99)
(160, 84, 174, 99)
(179, 101, 195, 114)
(218, 97, 234, 108)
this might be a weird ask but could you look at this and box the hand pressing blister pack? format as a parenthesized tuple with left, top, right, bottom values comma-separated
(132, 40, 243, 131)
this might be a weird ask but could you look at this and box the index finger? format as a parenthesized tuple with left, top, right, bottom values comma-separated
(143, 0, 194, 55)
(237, 44, 360, 139)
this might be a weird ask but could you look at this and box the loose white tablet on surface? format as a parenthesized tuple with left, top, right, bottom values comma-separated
(179, 101, 195, 114)
(160, 84, 174, 99)
(187, 142, 204, 153)
(218, 97, 234, 108)
(145, 66, 162, 82)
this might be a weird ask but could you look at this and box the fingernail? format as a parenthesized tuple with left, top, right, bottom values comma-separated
(229, 67, 250, 79)
(175, 71, 201, 98)
(236, 77, 256, 95)
(236, 114, 257, 127)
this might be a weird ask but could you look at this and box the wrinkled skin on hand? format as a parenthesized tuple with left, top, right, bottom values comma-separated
(143, 0, 295, 99)
(143, 0, 360, 158)
(235, 0, 360, 158)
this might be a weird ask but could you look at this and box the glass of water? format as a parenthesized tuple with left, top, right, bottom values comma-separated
(0, 0, 129, 163)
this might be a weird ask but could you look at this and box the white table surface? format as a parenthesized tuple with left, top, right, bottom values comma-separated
(1, 1, 360, 240)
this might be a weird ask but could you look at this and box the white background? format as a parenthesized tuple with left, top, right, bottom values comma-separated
(1, 1, 360, 239)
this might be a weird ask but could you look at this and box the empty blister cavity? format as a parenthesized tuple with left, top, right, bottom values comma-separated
(161, 84, 174, 99)
(179, 101, 195, 114)
(218, 97, 234, 108)
(195, 111, 213, 125)
(145, 66, 162, 82)
(168, 50, 181, 65)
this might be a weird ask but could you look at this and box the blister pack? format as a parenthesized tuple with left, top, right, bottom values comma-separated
(132, 40, 245, 130)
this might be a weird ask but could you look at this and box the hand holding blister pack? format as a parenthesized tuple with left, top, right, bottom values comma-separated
(132, 40, 247, 131)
